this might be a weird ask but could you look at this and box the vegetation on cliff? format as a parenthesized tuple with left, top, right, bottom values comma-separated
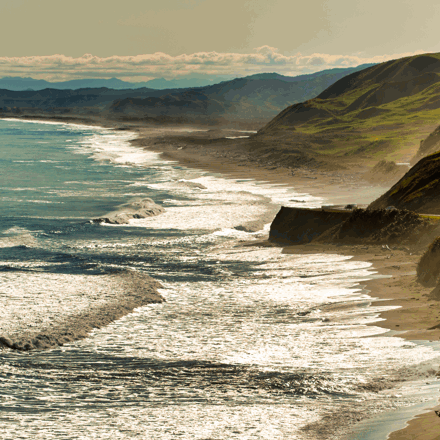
(323, 208, 431, 244)
(270, 207, 433, 245)
(255, 53, 440, 169)
(368, 151, 440, 214)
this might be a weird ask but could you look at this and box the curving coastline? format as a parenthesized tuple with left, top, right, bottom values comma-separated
(131, 126, 440, 440)
(3, 116, 440, 439)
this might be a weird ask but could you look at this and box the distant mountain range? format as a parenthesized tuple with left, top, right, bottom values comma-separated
(4, 55, 440, 176)
(0, 76, 230, 91)
(108, 66, 376, 121)
(0, 64, 376, 123)
(0, 68, 375, 92)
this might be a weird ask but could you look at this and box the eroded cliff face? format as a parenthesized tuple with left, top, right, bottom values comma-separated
(269, 207, 350, 244)
(368, 151, 440, 214)
(269, 207, 436, 246)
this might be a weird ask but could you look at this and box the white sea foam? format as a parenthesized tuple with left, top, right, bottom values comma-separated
(69, 132, 178, 168)
(2, 119, 439, 440)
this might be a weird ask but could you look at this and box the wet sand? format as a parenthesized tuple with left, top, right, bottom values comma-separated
(133, 126, 440, 439)
(133, 127, 440, 337)
(387, 404, 440, 440)
(132, 126, 387, 204)
(3, 118, 439, 438)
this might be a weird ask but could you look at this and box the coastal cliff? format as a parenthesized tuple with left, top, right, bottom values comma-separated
(369, 151, 440, 214)
(269, 206, 350, 244)
(269, 206, 436, 246)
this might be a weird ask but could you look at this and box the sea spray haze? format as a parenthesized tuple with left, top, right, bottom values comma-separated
(1, 119, 440, 439)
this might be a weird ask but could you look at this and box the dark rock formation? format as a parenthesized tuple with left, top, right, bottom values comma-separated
(269, 207, 434, 246)
(269, 207, 350, 244)
(324, 208, 431, 244)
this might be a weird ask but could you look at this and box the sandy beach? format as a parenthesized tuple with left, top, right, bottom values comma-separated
(2, 116, 440, 438)
(132, 126, 440, 337)
(131, 125, 440, 440)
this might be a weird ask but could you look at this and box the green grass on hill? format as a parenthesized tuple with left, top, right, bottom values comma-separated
(259, 54, 440, 164)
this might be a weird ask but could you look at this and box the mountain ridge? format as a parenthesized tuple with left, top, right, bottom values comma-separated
(254, 53, 440, 169)
(0, 65, 374, 124)
(0, 66, 375, 92)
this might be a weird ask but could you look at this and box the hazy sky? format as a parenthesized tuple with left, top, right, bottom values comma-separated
(0, 0, 438, 81)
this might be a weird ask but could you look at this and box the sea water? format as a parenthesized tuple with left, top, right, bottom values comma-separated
(0, 119, 439, 440)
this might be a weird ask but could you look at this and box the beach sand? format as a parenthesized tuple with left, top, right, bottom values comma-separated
(132, 126, 440, 440)
(387, 404, 440, 440)
(132, 126, 440, 338)
(3, 117, 439, 438)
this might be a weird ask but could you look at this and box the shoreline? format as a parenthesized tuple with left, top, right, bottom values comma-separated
(3, 116, 440, 439)
(0, 117, 166, 351)
(131, 125, 440, 339)
(132, 126, 440, 439)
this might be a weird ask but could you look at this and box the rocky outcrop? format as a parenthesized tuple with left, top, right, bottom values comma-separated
(321, 208, 431, 244)
(269, 207, 350, 244)
(269, 207, 434, 246)
(93, 197, 165, 225)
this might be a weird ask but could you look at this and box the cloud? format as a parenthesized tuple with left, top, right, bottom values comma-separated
(0, 48, 426, 82)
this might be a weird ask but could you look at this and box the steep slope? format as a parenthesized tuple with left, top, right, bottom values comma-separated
(257, 53, 440, 167)
(413, 124, 440, 161)
(368, 150, 440, 213)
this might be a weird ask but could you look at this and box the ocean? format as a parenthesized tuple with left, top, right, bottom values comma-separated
(0, 119, 440, 439)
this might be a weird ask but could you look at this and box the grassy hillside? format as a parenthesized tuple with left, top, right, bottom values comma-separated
(257, 53, 440, 167)
(369, 150, 440, 213)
